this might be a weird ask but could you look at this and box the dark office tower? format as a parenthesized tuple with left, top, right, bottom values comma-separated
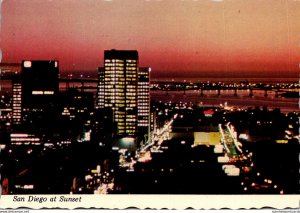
(21, 60, 59, 133)
(91, 107, 115, 148)
(59, 89, 94, 142)
(97, 50, 139, 139)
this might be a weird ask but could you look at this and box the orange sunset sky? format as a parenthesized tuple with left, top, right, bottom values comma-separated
(1, 0, 300, 77)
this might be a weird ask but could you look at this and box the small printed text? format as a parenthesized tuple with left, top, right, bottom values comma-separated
(12, 195, 82, 203)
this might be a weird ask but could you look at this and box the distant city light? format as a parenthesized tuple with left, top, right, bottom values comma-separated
(24, 185, 34, 189)
(32, 91, 43, 95)
(121, 137, 135, 144)
(218, 156, 229, 163)
(23, 61, 32, 68)
(112, 146, 119, 151)
(10, 133, 29, 137)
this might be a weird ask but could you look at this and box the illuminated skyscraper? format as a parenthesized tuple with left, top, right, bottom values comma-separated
(97, 67, 105, 109)
(97, 50, 139, 138)
(97, 50, 152, 145)
(0, 63, 22, 126)
(12, 78, 22, 125)
(137, 67, 150, 143)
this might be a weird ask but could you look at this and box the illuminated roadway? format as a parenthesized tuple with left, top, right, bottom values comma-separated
(219, 123, 241, 159)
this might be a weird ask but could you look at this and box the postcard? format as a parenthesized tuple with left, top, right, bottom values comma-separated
(0, 0, 299, 210)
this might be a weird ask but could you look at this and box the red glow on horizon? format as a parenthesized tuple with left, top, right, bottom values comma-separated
(1, 0, 299, 76)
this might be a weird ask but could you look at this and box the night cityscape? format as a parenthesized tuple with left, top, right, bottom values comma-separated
(0, 0, 299, 197)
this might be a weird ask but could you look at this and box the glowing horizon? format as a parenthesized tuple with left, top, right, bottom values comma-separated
(1, 0, 300, 76)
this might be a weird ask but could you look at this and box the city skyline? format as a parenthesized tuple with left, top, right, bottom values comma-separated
(1, 0, 300, 77)
(0, 50, 299, 197)
(0, 1, 299, 202)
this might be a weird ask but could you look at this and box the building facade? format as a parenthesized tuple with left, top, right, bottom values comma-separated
(12, 77, 22, 126)
(137, 67, 151, 145)
(21, 60, 59, 133)
(137, 67, 150, 129)
(97, 50, 139, 138)
(97, 50, 150, 148)
(21, 60, 59, 110)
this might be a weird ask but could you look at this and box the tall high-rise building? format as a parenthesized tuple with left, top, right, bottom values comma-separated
(97, 50, 150, 149)
(137, 67, 150, 144)
(1, 63, 22, 126)
(137, 67, 150, 128)
(97, 50, 139, 138)
(97, 67, 105, 109)
(21, 60, 59, 110)
(21, 60, 59, 131)
(12, 78, 22, 126)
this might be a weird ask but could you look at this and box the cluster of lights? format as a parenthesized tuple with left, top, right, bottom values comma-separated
(32, 90, 54, 95)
